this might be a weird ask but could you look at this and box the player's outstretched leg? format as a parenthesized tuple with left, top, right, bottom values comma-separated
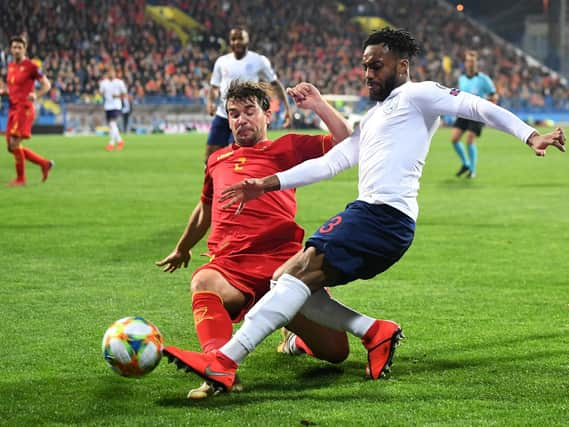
(361, 319, 404, 379)
(163, 347, 237, 393)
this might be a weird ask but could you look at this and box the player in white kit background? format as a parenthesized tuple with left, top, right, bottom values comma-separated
(205, 27, 293, 161)
(99, 68, 127, 152)
(163, 28, 566, 394)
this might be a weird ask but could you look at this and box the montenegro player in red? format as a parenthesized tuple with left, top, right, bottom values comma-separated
(0, 36, 53, 186)
(156, 81, 353, 399)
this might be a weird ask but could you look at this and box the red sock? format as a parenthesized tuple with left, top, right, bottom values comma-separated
(22, 147, 48, 167)
(192, 291, 233, 353)
(13, 147, 26, 181)
(294, 335, 314, 356)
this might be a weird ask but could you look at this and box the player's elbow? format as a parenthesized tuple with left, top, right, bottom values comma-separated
(332, 128, 352, 145)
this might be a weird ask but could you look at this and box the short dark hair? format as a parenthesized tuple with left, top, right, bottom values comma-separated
(226, 80, 271, 112)
(230, 26, 248, 34)
(465, 50, 478, 59)
(10, 35, 27, 48)
(363, 28, 420, 59)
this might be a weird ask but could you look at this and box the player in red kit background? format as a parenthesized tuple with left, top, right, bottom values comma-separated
(156, 80, 354, 399)
(0, 36, 53, 186)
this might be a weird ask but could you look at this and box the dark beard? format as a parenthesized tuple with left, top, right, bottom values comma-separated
(369, 73, 398, 102)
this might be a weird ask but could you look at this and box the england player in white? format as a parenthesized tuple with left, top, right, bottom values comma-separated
(99, 68, 127, 151)
(205, 27, 292, 161)
(162, 29, 565, 393)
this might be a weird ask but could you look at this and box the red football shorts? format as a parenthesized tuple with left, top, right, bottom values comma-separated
(6, 104, 35, 142)
(192, 240, 302, 322)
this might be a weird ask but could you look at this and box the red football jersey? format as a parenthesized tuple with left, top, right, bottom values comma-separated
(6, 59, 43, 107)
(202, 133, 334, 254)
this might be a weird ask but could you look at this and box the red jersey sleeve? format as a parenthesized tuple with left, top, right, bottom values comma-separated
(30, 61, 43, 81)
(279, 133, 333, 167)
(200, 166, 214, 204)
(288, 133, 334, 164)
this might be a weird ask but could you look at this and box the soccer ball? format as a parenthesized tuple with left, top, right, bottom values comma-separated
(102, 316, 163, 378)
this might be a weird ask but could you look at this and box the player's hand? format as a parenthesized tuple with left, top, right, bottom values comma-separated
(220, 178, 266, 214)
(207, 103, 216, 116)
(27, 92, 37, 101)
(526, 128, 566, 157)
(286, 83, 323, 111)
(155, 248, 192, 273)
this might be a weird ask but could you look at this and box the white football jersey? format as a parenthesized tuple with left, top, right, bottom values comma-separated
(210, 51, 277, 118)
(99, 78, 127, 111)
(277, 81, 536, 221)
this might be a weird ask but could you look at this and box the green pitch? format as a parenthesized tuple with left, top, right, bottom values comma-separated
(0, 129, 567, 426)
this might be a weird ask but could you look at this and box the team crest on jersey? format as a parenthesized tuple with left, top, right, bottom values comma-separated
(449, 88, 461, 96)
(382, 97, 399, 114)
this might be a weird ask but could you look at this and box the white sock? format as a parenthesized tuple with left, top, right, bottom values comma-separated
(108, 122, 116, 145)
(299, 289, 375, 338)
(109, 121, 121, 144)
(220, 274, 311, 364)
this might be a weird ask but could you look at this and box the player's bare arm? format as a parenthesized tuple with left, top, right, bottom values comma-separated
(220, 176, 280, 213)
(487, 93, 499, 104)
(526, 128, 566, 157)
(28, 75, 51, 101)
(156, 201, 212, 273)
(287, 82, 352, 144)
(207, 86, 220, 116)
(0, 80, 7, 96)
(221, 128, 359, 212)
(270, 80, 293, 127)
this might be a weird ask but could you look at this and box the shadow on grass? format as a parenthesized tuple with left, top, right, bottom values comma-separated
(0, 375, 166, 424)
(418, 330, 565, 353)
(434, 178, 482, 189)
(396, 330, 567, 377)
(156, 360, 367, 408)
(156, 330, 567, 407)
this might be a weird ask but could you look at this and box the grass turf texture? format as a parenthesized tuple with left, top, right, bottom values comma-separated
(0, 129, 567, 426)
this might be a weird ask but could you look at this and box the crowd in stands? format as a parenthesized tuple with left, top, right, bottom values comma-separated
(1, 0, 567, 112)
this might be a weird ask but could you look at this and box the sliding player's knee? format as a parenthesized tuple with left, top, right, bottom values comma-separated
(323, 337, 349, 364)
(312, 332, 349, 364)
(7, 141, 17, 152)
(190, 275, 217, 294)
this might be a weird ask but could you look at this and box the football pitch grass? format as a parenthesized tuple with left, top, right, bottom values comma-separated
(0, 128, 567, 426)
